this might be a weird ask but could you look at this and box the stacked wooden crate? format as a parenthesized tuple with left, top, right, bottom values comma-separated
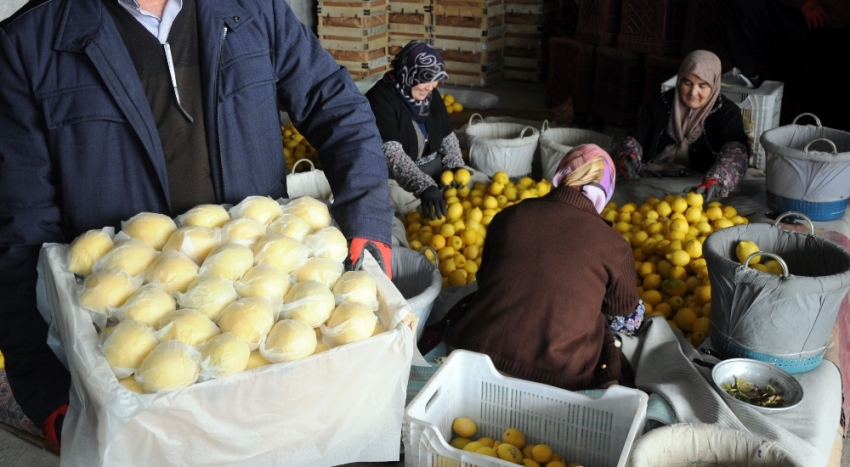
(318, 0, 391, 81)
(431, 0, 505, 87)
(388, 0, 433, 57)
(503, 0, 557, 81)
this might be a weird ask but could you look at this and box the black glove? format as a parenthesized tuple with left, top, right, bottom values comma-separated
(684, 180, 721, 207)
(419, 185, 446, 220)
(617, 153, 640, 180)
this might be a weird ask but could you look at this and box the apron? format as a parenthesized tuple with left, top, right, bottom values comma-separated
(413, 118, 443, 182)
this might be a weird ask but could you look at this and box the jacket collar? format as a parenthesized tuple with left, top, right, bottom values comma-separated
(546, 185, 601, 217)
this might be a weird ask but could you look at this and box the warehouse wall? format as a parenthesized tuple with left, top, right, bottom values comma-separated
(0, 0, 316, 29)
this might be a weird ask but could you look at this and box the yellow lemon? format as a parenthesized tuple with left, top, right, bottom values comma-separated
(666, 250, 691, 267)
(477, 437, 495, 448)
(656, 258, 673, 278)
(722, 206, 738, 219)
(531, 444, 553, 463)
(452, 102, 464, 113)
(669, 218, 689, 233)
(674, 308, 698, 332)
(448, 235, 464, 251)
(440, 171, 454, 186)
(655, 201, 672, 217)
(764, 259, 785, 275)
(751, 263, 769, 273)
(683, 239, 702, 258)
(642, 274, 662, 291)
(463, 441, 484, 452)
(437, 247, 456, 261)
(493, 171, 510, 184)
(735, 240, 761, 264)
(686, 191, 704, 207)
(444, 94, 455, 105)
(489, 181, 505, 196)
(669, 265, 688, 281)
(714, 218, 734, 230)
(536, 181, 551, 196)
(700, 303, 711, 318)
(463, 245, 480, 260)
(670, 197, 688, 213)
(705, 206, 723, 221)
(430, 234, 446, 250)
(693, 316, 711, 334)
(522, 459, 541, 467)
(638, 261, 657, 278)
(502, 428, 526, 448)
(450, 437, 471, 449)
(691, 331, 707, 346)
(483, 196, 499, 209)
(684, 206, 702, 224)
(662, 279, 688, 297)
(452, 417, 477, 438)
(666, 229, 686, 242)
(695, 221, 713, 234)
(438, 259, 456, 276)
(460, 229, 477, 246)
(446, 202, 463, 220)
(496, 443, 523, 463)
(668, 296, 685, 312)
(454, 168, 471, 185)
(619, 202, 638, 214)
(617, 212, 632, 223)
(439, 223, 456, 238)
(696, 285, 712, 304)
(448, 269, 467, 287)
(641, 290, 663, 307)
(654, 302, 673, 319)
(517, 176, 534, 188)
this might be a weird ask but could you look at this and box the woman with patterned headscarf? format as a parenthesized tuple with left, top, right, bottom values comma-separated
(614, 50, 749, 203)
(446, 144, 646, 390)
(366, 41, 463, 219)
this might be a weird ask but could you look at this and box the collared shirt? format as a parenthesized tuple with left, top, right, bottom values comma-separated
(117, 0, 183, 44)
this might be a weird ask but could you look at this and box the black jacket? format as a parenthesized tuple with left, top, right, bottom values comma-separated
(629, 89, 749, 173)
(366, 80, 453, 161)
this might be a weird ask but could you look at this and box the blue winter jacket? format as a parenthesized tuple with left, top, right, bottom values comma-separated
(0, 0, 392, 341)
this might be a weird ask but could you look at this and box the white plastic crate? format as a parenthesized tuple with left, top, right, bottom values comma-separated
(661, 76, 784, 170)
(403, 350, 649, 467)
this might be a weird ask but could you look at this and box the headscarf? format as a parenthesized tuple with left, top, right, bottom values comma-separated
(382, 40, 449, 123)
(551, 144, 616, 214)
(656, 50, 722, 165)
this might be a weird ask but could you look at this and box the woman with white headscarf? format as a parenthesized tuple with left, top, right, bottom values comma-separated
(615, 50, 749, 202)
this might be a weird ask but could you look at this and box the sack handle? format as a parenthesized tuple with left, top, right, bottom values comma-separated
(743, 251, 789, 278)
(773, 211, 815, 236)
(419, 245, 439, 269)
(541, 119, 550, 132)
(291, 158, 316, 172)
(468, 113, 485, 126)
(519, 126, 533, 139)
(792, 112, 822, 127)
(803, 138, 838, 154)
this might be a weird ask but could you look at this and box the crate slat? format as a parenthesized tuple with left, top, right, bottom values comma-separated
(318, 23, 390, 37)
(432, 34, 504, 52)
(319, 32, 389, 51)
(432, 23, 506, 40)
(319, 13, 389, 30)
(445, 57, 503, 73)
(442, 68, 503, 87)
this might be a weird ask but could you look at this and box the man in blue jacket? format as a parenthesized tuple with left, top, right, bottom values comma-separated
(0, 0, 394, 450)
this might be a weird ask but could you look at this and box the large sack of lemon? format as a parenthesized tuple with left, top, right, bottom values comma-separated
(602, 192, 752, 347)
(401, 170, 552, 288)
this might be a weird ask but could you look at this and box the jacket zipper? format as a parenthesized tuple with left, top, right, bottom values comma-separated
(215, 26, 228, 201)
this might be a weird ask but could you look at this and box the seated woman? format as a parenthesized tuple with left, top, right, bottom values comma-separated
(366, 41, 464, 219)
(615, 50, 749, 202)
(447, 145, 645, 390)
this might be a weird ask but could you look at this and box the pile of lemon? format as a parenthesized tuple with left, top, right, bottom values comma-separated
(402, 170, 552, 288)
(449, 417, 595, 467)
(604, 192, 752, 346)
(281, 122, 320, 173)
(443, 94, 464, 115)
(0, 350, 4, 370)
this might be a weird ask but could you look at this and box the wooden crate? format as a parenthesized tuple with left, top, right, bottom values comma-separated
(440, 47, 503, 65)
(504, 23, 543, 36)
(318, 22, 390, 38)
(504, 67, 543, 81)
(504, 33, 541, 48)
(433, 1, 504, 18)
(592, 45, 645, 127)
(319, 32, 389, 51)
(545, 36, 595, 110)
(444, 55, 503, 73)
(432, 22, 506, 41)
(443, 68, 503, 87)
(432, 34, 504, 53)
(319, 0, 389, 17)
(328, 47, 390, 64)
(643, 54, 683, 107)
(504, 0, 557, 15)
(504, 46, 541, 59)
(319, 12, 389, 32)
(618, 0, 689, 55)
(575, 0, 620, 45)
(681, 0, 729, 59)
(504, 55, 540, 69)
(348, 63, 391, 80)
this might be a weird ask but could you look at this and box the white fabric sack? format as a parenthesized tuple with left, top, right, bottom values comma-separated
(285, 159, 333, 201)
(465, 113, 540, 178)
(538, 121, 613, 181)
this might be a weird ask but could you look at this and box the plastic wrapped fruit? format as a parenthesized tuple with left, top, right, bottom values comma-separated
(176, 204, 230, 229)
(320, 302, 378, 347)
(281, 197, 332, 230)
(155, 308, 220, 347)
(99, 319, 158, 378)
(161, 226, 221, 265)
(199, 243, 254, 281)
(281, 280, 335, 327)
(121, 212, 177, 251)
(67, 229, 114, 276)
(198, 332, 251, 380)
(267, 214, 313, 243)
(134, 341, 201, 393)
(293, 258, 344, 288)
(234, 264, 291, 299)
(94, 238, 159, 276)
(174, 275, 239, 321)
(253, 234, 310, 273)
(216, 297, 276, 349)
(144, 250, 200, 294)
(112, 285, 177, 326)
(229, 196, 283, 226)
(260, 319, 317, 363)
(332, 271, 378, 310)
(221, 217, 266, 247)
(80, 270, 142, 315)
(303, 226, 348, 262)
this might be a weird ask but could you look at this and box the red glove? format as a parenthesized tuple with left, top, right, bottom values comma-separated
(41, 403, 68, 453)
(348, 238, 393, 279)
(617, 153, 640, 180)
(802, 0, 830, 29)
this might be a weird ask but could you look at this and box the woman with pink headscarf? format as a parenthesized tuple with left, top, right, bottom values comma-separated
(446, 145, 645, 390)
(615, 50, 749, 202)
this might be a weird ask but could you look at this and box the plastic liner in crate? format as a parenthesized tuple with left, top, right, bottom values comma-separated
(465, 113, 540, 178)
(702, 221, 850, 374)
(392, 247, 442, 342)
(404, 350, 649, 467)
(538, 120, 613, 181)
(661, 76, 783, 169)
(761, 113, 850, 221)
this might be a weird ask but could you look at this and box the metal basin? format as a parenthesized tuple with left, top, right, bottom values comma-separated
(711, 358, 804, 413)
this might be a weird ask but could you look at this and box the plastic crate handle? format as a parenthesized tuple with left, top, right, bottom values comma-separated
(792, 112, 822, 126)
(743, 251, 789, 278)
(774, 211, 815, 235)
(804, 138, 838, 154)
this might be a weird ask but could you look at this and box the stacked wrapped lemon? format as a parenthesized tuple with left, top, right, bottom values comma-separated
(401, 170, 552, 288)
(67, 196, 385, 394)
(602, 193, 758, 347)
(281, 122, 320, 173)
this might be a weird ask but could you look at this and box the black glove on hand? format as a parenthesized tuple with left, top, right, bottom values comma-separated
(684, 180, 720, 207)
(617, 153, 640, 180)
(419, 185, 447, 220)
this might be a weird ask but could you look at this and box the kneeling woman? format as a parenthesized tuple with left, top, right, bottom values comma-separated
(447, 145, 645, 390)
(366, 41, 464, 219)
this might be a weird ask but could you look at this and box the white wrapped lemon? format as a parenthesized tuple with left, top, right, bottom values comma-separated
(80, 270, 142, 315)
(175, 275, 239, 321)
(199, 243, 254, 281)
(161, 226, 221, 264)
(155, 308, 220, 346)
(281, 280, 335, 327)
(293, 258, 344, 288)
(94, 238, 159, 276)
(221, 217, 267, 247)
(267, 214, 313, 242)
(217, 297, 276, 349)
(121, 212, 177, 250)
(234, 264, 291, 299)
(144, 250, 200, 293)
(253, 233, 310, 273)
(304, 226, 348, 262)
(281, 196, 332, 230)
(260, 319, 317, 363)
(67, 229, 114, 276)
(332, 271, 378, 310)
(99, 320, 158, 378)
(112, 285, 177, 326)
(198, 332, 250, 380)
(134, 341, 200, 393)
(229, 196, 283, 225)
(320, 302, 378, 347)
(177, 204, 230, 229)
(245, 350, 272, 370)
(119, 376, 145, 394)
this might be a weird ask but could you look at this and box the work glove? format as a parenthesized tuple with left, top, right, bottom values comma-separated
(419, 185, 447, 220)
(617, 153, 640, 180)
(684, 179, 720, 207)
(802, 0, 830, 29)
(346, 238, 392, 279)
